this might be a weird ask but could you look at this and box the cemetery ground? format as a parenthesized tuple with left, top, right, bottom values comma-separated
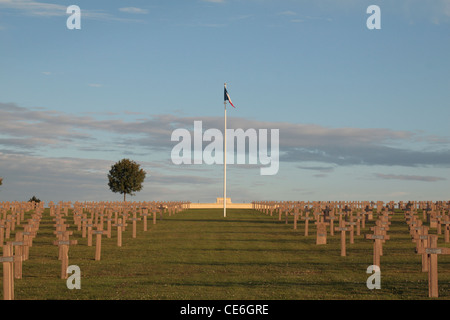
(2, 207, 450, 300)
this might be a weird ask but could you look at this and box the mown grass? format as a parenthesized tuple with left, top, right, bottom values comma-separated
(2, 208, 449, 300)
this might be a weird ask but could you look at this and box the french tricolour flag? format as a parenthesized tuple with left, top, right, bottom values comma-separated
(224, 85, 235, 108)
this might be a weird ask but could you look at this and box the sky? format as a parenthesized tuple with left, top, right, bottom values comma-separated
(0, 0, 449, 204)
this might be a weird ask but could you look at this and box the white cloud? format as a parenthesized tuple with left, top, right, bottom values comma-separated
(0, 0, 144, 22)
(278, 11, 297, 16)
(119, 7, 149, 14)
(0, 0, 65, 16)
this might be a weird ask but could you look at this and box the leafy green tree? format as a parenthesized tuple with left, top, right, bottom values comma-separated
(108, 159, 146, 201)
(28, 196, 41, 203)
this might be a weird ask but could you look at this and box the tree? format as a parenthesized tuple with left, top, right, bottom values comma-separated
(28, 196, 41, 203)
(0, 177, 2, 186)
(108, 159, 146, 201)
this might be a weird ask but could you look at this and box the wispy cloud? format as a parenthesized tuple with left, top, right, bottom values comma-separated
(1, 102, 450, 169)
(400, 0, 450, 24)
(0, 0, 66, 17)
(0, 150, 225, 203)
(88, 83, 103, 88)
(201, 0, 226, 3)
(230, 14, 253, 21)
(119, 7, 149, 15)
(304, 15, 333, 22)
(0, 0, 144, 22)
(278, 11, 297, 16)
(1, 102, 449, 202)
(297, 165, 335, 173)
(198, 23, 226, 28)
(375, 173, 446, 182)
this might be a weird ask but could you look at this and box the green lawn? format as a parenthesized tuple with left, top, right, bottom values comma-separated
(3, 208, 450, 300)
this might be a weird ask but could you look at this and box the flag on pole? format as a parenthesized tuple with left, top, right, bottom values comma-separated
(224, 85, 235, 108)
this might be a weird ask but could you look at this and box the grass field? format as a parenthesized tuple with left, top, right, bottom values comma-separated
(3, 207, 450, 300)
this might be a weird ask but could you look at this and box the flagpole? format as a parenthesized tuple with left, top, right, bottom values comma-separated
(224, 86, 227, 218)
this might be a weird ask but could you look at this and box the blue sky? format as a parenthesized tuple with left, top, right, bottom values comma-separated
(0, 0, 449, 204)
